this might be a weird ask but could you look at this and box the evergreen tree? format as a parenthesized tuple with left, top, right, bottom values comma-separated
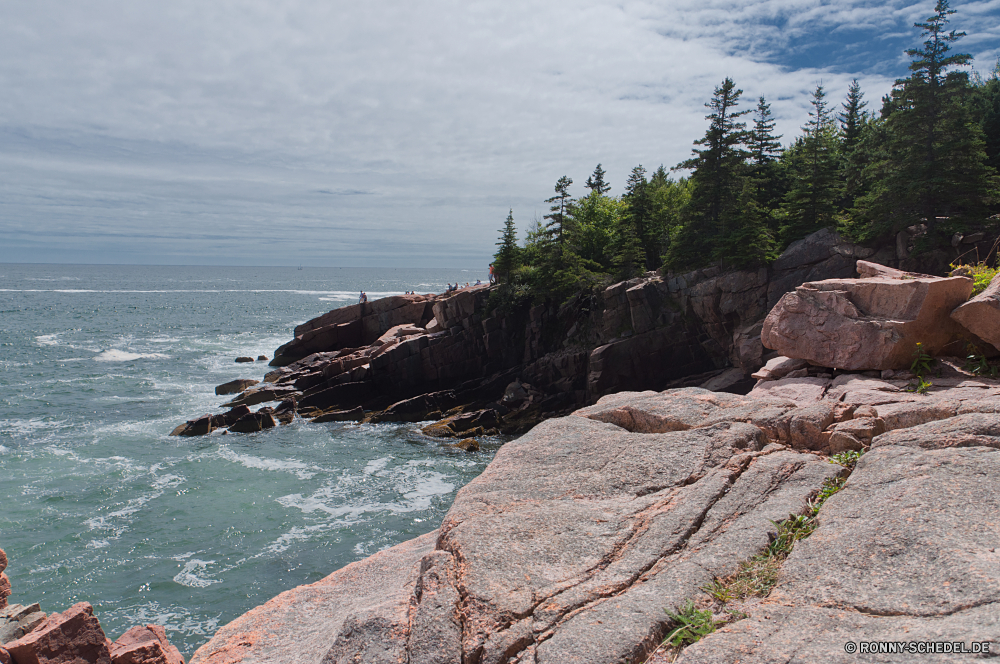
(493, 209, 521, 284)
(666, 77, 750, 269)
(543, 176, 574, 245)
(747, 95, 785, 214)
(781, 84, 843, 242)
(585, 164, 611, 195)
(852, 0, 992, 239)
(623, 165, 657, 269)
(838, 80, 869, 208)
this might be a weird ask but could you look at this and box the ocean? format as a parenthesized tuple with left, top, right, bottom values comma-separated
(0, 263, 499, 657)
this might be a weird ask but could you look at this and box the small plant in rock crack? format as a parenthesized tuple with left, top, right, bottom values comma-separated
(830, 449, 864, 469)
(808, 476, 846, 516)
(662, 600, 717, 647)
(764, 513, 817, 558)
(906, 375, 933, 394)
(700, 579, 734, 603)
(910, 342, 934, 377)
(964, 344, 999, 378)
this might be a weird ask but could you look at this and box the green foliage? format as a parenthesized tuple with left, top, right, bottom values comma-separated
(964, 347, 999, 377)
(493, 209, 521, 285)
(830, 449, 865, 469)
(662, 600, 717, 648)
(907, 375, 934, 394)
(956, 261, 1000, 295)
(809, 476, 846, 515)
(765, 513, 817, 557)
(910, 342, 934, 376)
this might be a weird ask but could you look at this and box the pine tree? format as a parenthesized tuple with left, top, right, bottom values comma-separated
(666, 78, 751, 269)
(544, 176, 574, 245)
(493, 209, 520, 284)
(838, 80, 869, 208)
(781, 84, 843, 242)
(624, 165, 657, 270)
(852, 0, 992, 239)
(585, 164, 611, 195)
(747, 95, 784, 214)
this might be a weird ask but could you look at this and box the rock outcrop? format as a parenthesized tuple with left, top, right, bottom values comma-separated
(110, 625, 184, 664)
(4, 602, 112, 664)
(951, 271, 1000, 352)
(762, 261, 973, 370)
(176, 229, 903, 437)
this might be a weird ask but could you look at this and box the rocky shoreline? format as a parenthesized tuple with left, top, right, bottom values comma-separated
(173, 226, 978, 440)
(181, 251, 1000, 662)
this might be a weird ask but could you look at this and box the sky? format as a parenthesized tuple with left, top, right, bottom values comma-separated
(2, 0, 999, 267)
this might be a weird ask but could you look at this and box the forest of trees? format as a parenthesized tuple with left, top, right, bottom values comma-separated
(492, 0, 1000, 305)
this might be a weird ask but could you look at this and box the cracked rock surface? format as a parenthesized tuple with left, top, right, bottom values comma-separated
(191, 378, 1000, 664)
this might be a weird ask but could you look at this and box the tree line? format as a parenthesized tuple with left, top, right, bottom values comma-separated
(492, 0, 999, 303)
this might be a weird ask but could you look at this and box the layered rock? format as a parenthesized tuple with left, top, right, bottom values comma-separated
(761, 262, 973, 370)
(4, 602, 112, 664)
(110, 625, 184, 664)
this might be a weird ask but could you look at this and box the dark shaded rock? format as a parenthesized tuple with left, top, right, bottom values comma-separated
(228, 411, 277, 434)
(310, 407, 364, 424)
(273, 399, 296, 425)
(448, 438, 480, 452)
(189, 532, 437, 664)
(234, 357, 253, 363)
(170, 406, 252, 437)
(110, 625, 184, 664)
(222, 386, 299, 408)
(256, 355, 268, 362)
(5, 602, 111, 664)
(0, 645, 9, 664)
(0, 604, 47, 644)
(421, 409, 500, 438)
(215, 379, 259, 396)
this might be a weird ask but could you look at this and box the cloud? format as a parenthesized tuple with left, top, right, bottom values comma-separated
(1, 0, 996, 266)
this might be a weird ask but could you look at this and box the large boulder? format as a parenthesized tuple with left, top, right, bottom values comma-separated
(109, 625, 184, 664)
(214, 379, 259, 396)
(5, 602, 111, 664)
(951, 271, 1000, 352)
(761, 260, 973, 370)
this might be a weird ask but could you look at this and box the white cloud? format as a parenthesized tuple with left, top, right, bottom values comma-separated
(0, 0, 995, 265)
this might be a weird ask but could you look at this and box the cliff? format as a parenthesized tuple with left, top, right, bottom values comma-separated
(174, 227, 927, 437)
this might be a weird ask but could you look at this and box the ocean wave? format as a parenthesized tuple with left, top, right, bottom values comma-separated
(216, 446, 320, 480)
(35, 333, 61, 346)
(172, 559, 222, 588)
(93, 350, 169, 362)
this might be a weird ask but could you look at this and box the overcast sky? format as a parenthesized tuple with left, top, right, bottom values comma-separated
(2, 0, 999, 267)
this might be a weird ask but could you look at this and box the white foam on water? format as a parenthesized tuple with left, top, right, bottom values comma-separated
(86, 539, 110, 549)
(93, 350, 169, 362)
(173, 559, 222, 588)
(216, 446, 319, 480)
(263, 524, 329, 555)
(35, 333, 61, 346)
(362, 457, 389, 475)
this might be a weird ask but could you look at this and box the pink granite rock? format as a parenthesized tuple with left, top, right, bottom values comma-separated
(0, 646, 11, 664)
(951, 271, 1000, 352)
(109, 625, 184, 664)
(5, 602, 111, 664)
(761, 262, 973, 370)
(0, 573, 10, 611)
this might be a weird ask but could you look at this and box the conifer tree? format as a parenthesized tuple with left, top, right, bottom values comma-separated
(852, 0, 992, 239)
(493, 209, 520, 284)
(747, 95, 784, 213)
(544, 176, 574, 245)
(666, 77, 750, 269)
(624, 165, 657, 269)
(781, 84, 843, 242)
(838, 80, 869, 208)
(585, 164, 611, 195)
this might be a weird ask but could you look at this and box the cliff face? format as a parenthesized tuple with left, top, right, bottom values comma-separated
(175, 228, 892, 437)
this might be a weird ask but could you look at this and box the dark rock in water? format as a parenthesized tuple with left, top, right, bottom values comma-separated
(273, 399, 296, 425)
(234, 357, 254, 363)
(110, 624, 184, 664)
(228, 410, 277, 434)
(5, 602, 111, 664)
(449, 438, 480, 452)
(421, 409, 500, 438)
(222, 386, 299, 408)
(170, 406, 252, 437)
(215, 379, 259, 396)
(256, 355, 268, 362)
(310, 407, 364, 423)
(0, 604, 47, 645)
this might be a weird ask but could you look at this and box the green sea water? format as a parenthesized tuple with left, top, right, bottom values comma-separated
(0, 263, 497, 657)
